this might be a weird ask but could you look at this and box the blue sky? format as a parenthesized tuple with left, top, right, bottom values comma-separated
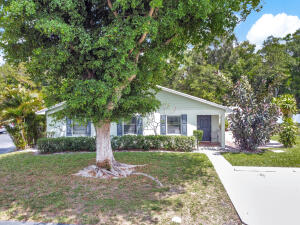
(235, 0, 300, 47)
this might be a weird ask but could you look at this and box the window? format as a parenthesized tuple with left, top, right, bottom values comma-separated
(73, 122, 88, 135)
(124, 117, 137, 135)
(167, 116, 181, 134)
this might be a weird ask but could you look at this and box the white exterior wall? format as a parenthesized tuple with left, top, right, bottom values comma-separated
(45, 89, 226, 147)
(46, 117, 117, 137)
(46, 115, 66, 138)
(142, 90, 226, 147)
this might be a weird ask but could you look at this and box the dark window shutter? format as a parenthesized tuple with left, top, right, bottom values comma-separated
(181, 114, 187, 136)
(137, 116, 143, 135)
(117, 120, 123, 136)
(86, 121, 91, 136)
(66, 118, 72, 136)
(160, 115, 166, 135)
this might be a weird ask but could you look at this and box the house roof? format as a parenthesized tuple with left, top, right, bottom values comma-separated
(35, 101, 65, 115)
(36, 86, 230, 115)
(157, 85, 229, 111)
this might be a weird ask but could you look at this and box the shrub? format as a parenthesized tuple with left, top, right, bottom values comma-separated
(37, 135, 196, 153)
(193, 130, 203, 148)
(111, 135, 195, 152)
(228, 76, 280, 151)
(275, 94, 298, 148)
(279, 118, 298, 148)
(37, 137, 96, 154)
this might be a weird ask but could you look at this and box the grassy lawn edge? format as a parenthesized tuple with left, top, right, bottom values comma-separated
(223, 136, 300, 168)
(0, 151, 241, 225)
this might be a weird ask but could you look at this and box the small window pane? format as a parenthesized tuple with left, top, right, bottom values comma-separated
(73, 123, 87, 135)
(124, 117, 137, 134)
(167, 116, 181, 134)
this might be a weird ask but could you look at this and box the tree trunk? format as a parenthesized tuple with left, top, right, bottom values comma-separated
(95, 121, 115, 169)
(75, 121, 163, 185)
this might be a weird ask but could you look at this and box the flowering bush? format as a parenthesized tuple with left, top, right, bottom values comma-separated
(228, 77, 280, 151)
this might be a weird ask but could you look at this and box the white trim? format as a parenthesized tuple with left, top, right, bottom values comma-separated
(166, 115, 181, 135)
(35, 102, 66, 115)
(157, 85, 229, 111)
(35, 108, 48, 115)
(123, 118, 138, 135)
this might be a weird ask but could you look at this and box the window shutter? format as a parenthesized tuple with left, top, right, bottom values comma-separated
(66, 118, 72, 136)
(160, 115, 166, 135)
(137, 116, 143, 135)
(86, 121, 91, 136)
(181, 114, 187, 136)
(117, 120, 123, 136)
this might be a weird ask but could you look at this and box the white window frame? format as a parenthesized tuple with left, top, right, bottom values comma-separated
(123, 117, 137, 135)
(166, 115, 181, 135)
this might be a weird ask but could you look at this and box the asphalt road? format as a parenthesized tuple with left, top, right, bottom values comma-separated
(0, 132, 16, 154)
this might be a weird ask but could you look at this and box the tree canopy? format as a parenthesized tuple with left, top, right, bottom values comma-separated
(0, 0, 261, 124)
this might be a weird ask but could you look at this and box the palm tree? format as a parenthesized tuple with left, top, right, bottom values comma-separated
(0, 85, 44, 149)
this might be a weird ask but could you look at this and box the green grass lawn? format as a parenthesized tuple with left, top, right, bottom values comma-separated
(0, 152, 240, 225)
(223, 135, 300, 167)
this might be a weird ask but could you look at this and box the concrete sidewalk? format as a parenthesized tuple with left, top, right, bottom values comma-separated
(202, 150, 300, 225)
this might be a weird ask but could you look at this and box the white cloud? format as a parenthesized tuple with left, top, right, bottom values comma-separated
(246, 13, 300, 49)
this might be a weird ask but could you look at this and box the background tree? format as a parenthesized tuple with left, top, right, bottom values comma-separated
(0, 0, 261, 177)
(285, 29, 300, 108)
(0, 64, 45, 149)
(161, 49, 232, 104)
(228, 76, 280, 152)
(256, 36, 293, 97)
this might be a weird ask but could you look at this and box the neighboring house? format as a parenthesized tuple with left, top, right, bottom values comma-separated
(36, 86, 230, 147)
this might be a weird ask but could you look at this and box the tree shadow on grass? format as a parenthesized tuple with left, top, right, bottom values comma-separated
(0, 151, 224, 225)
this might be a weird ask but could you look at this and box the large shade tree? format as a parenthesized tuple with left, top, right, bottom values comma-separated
(0, 0, 261, 177)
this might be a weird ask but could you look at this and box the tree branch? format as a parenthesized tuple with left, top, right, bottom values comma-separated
(107, 51, 141, 111)
(107, 0, 118, 17)
(165, 34, 178, 45)
(137, 7, 155, 45)
(107, 8, 155, 111)
(129, 7, 155, 54)
(86, 69, 95, 79)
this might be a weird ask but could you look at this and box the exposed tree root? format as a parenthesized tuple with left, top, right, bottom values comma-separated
(74, 162, 163, 187)
(132, 172, 164, 187)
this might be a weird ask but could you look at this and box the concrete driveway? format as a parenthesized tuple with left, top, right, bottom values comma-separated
(203, 150, 300, 225)
(0, 133, 16, 154)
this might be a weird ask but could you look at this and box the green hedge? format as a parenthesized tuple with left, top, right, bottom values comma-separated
(37, 135, 196, 153)
(37, 137, 96, 154)
(111, 135, 195, 152)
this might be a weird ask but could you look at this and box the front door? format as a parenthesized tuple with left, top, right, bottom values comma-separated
(197, 115, 211, 141)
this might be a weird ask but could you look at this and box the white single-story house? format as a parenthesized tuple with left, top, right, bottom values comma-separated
(37, 86, 230, 147)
